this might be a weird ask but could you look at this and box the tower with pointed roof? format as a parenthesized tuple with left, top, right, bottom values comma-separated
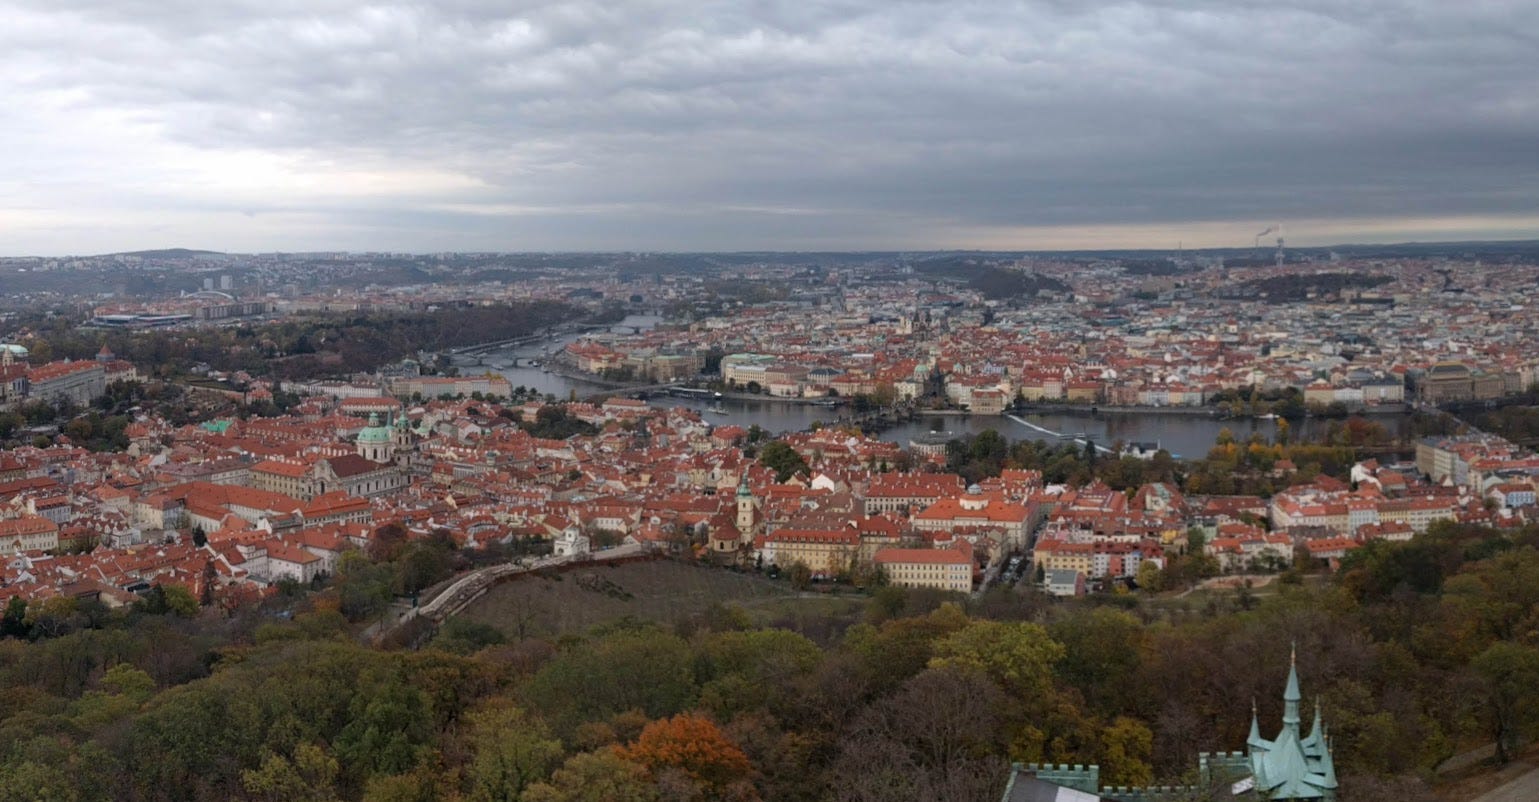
(1244, 646, 1338, 800)
(391, 411, 412, 445)
(706, 470, 758, 557)
(734, 471, 758, 538)
(390, 411, 419, 469)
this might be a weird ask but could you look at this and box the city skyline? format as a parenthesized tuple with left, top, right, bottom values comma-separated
(3, 0, 1537, 254)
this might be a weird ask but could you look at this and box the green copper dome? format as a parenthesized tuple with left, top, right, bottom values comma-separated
(357, 413, 392, 444)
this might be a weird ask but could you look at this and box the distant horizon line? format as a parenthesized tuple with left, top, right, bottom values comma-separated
(5, 236, 1539, 260)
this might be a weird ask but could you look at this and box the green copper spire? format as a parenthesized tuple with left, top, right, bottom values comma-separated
(1283, 642, 1301, 733)
(1248, 698, 1265, 749)
(1321, 735, 1339, 790)
(1303, 697, 1324, 754)
(737, 471, 753, 498)
(1246, 647, 1338, 802)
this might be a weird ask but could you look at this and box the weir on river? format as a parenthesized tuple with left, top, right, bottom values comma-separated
(1005, 414, 1116, 454)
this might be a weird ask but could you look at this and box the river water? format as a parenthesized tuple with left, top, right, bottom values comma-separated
(875, 412, 1410, 460)
(489, 314, 1409, 459)
(490, 314, 664, 399)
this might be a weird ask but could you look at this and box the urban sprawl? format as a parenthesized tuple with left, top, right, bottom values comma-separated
(0, 247, 1536, 611)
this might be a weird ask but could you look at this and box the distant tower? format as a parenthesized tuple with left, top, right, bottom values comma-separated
(390, 413, 416, 468)
(735, 471, 758, 537)
(393, 412, 418, 447)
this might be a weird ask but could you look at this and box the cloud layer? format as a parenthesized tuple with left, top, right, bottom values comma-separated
(3, 0, 1537, 253)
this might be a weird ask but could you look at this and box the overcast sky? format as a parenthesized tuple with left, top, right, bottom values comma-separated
(3, 0, 1537, 255)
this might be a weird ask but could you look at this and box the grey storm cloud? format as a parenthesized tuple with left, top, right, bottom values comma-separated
(1, 0, 1537, 253)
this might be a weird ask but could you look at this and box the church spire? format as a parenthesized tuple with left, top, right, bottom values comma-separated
(1282, 642, 1301, 734)
(1247, 698, 1265, 749)
(1248, 646, 1337, 802)
(1304, 696, 1324, 751)
(1321, 734, 1339, 789)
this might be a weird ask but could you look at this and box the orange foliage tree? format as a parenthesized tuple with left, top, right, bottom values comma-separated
(618, 713, 756, 793)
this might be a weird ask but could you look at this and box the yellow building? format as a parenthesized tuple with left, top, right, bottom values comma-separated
(873, 546, 973, 593)
(762, 528, 860, 577)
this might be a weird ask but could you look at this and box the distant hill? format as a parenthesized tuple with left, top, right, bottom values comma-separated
(913, 256, 1069, 300)
(106, 248, 224, 259)
(51, 239, 1539, 263)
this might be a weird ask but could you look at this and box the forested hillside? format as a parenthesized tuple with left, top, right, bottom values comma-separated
(0, 520, 1534, 801)
(15, 302, 583, 382)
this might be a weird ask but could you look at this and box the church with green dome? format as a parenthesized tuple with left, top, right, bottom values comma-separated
(1001, 649, 1336, 801)
(355, 413, 395, 463)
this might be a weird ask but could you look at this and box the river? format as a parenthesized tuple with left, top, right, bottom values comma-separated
(486, 314, 1410, 459)
(877, 412, 1409, 460)
(489, 314, 664, 398)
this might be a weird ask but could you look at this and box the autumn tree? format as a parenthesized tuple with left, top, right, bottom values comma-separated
(696, 629, 823, 720)
(522, 750, 659, 802)
(522, 625, 698, 736)
(787, 561, 813, 590)
(241, 743, 341, 802)
(360, 767, 449, 802)
(72, 663, 156, 727)
(619, 713, 757, 798)
(461, 700, 562, 802)
(928, 619, 1064, 700)
(1049, 608, 1147, 718)
(844, 602, 971, 694)
(831, 666, 1010, 802)
(133, 584, 198, 617)
(1098, 717, 1155, 787)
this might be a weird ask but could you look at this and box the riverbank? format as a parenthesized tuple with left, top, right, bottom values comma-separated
(533, 360, 1413, 420)
(548, 362, 850, 407)
(540, 359, 636, 390)
(712, 391, 841, 406)
(1017, 401, 1410, 418)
